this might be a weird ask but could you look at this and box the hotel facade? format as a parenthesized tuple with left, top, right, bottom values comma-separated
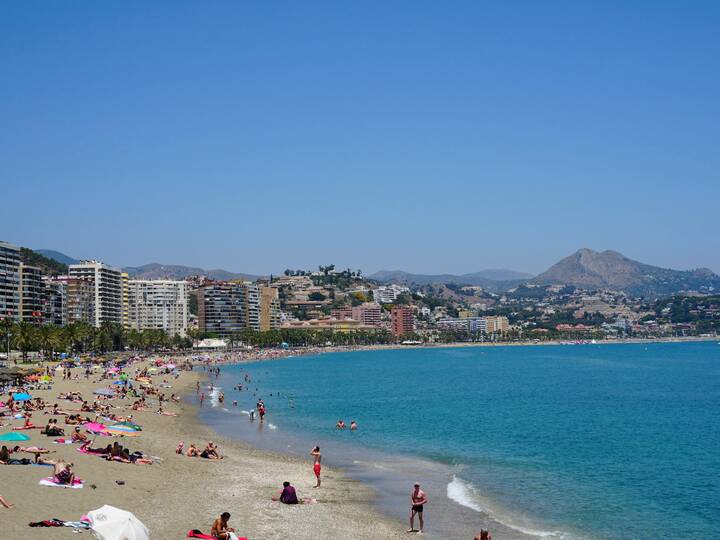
(127, 279, 189, 336)
(68, 261, 123, 327)
(0, 241, 21, 321)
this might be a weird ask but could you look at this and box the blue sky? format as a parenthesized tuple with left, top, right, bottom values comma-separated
(1, 2, 718, 275)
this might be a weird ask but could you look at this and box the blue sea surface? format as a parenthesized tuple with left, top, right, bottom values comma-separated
(199, 342, 720, 539)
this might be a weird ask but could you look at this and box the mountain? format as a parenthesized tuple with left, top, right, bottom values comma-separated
(20, 248, 69, 276)
(123, 263, 260, 281)
(368, 269, 533, 292)
(35, 249, 80, 266)
(532, 249, 720, 297)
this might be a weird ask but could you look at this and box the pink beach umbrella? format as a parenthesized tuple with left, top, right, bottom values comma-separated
(84, 422, 107, 433)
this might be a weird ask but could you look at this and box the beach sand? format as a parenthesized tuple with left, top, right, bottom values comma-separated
(1, 362, 408, 540)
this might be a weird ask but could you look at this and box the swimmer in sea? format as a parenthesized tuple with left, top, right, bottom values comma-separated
(350, 420, 357, 431)
(336, 419, 346, 429)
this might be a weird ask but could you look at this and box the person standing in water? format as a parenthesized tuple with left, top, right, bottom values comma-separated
(407, 482, 428, 534)
(310, 446, 322, 488)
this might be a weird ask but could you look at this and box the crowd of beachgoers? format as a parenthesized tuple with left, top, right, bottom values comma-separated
(0, 351, 421, 539)
(0, 348, 506, 539)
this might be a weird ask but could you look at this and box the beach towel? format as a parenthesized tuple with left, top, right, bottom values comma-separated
(39, 477, 84, 489)
(187, 530, 246, 540)
(53, 438, 75, 444)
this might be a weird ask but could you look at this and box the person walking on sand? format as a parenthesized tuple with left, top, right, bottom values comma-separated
(407, 482, 428, 534)
(310, 446, 322, 488)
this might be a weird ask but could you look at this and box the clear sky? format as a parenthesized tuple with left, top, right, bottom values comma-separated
(1, 2, 719, 275)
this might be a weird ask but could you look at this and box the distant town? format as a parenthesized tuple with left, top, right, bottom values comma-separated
(1, 239, 719, 360)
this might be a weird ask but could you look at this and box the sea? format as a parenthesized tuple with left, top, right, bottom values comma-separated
(195, 342, 720, 539)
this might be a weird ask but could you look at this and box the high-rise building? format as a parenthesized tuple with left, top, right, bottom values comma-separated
(127, 279, 189, 336)
(68, 261, 123, 327)
(244, 283, 261, 331)
(0, 240, 21, 321)
(121, 272, 130, 329)
(43, 277, 67, 326)
(352, 303, 382, 327)
(198, 283, 246, 338)
(66, 278, 94, 324)
(19, 263, 45, 323)
(260, 286, 281, 331)
(391, 305, 414, 337)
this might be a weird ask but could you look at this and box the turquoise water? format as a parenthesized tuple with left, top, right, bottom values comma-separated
(202, 342, 720, 539)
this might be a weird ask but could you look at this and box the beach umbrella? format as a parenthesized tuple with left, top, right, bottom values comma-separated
(12, 392, 32, 401)
(102, 425, 140, 437)
(84, 422, 107, 433)
(0, 432, 30, 442)
(88, 505, 149, 540)
(93, 389, 114, 397)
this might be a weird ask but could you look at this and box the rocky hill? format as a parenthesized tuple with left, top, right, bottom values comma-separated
(532, 249, 720, 297)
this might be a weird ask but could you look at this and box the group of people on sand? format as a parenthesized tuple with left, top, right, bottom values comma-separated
(176, 440, 223, 460)
(335, 419, 357, 430)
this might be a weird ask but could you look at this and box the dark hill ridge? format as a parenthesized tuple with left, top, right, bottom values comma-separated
(34, 250, 259, 281)
(122, 263, 260, 281)
(532, 248, 720, 297)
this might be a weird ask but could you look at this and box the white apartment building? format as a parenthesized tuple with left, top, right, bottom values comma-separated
(244, 283, 261, 331)
(373, 284, 410, 304)
(68, 261, 123, 327)
(0, 241, 21, 321)
(127, 279, 189, 336)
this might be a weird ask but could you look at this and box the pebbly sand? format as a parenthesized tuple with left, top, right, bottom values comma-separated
(0, 360, 408, 540)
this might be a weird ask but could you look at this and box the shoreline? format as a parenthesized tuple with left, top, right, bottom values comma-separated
(195, 365, 541, 540)
(1, 358, 408, 540)
(199, 334, 719, 367)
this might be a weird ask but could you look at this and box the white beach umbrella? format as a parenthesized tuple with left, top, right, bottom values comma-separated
(88, 505, 149, 540)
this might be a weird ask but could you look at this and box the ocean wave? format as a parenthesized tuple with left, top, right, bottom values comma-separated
(447, 476, 576, 540)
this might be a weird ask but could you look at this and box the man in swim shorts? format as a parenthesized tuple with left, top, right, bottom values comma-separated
(310, 446, 322, 488)
(408, 482, 428, 533)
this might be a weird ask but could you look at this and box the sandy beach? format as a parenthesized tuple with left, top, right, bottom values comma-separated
(1, 359, 408, 540)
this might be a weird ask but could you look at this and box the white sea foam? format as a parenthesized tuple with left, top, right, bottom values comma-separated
(447, 475, 483, 512)
(209, 387, 221, 407)
(267, 423, 278, 430)
(446, 476, 576, 539)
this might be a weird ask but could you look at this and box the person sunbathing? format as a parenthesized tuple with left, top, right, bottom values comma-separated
(43, 419, 65, 436)
(71, 427, 89, 443)
(200, 441, 222, 460)
(80, 442, 112, 455)
(0, 494, 13, 508)
(211, 512, 235, 540)
(51, 459, 75, 485)
(186, 443, 200, 457)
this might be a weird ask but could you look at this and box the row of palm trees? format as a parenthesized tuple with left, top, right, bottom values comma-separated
(0, 319, 192, 363)
(197, 327, 396, 348)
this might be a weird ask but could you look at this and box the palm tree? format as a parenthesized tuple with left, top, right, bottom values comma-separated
(12, 322, 38, 362)
(37, 324, 63, 361)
